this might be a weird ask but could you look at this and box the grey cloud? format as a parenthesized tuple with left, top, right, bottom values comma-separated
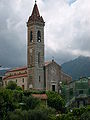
(45, 48, 77, 65)
(0, 0, 90, 67)
(0, 0, 27, 67)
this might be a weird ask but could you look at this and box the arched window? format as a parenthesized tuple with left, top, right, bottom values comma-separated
(37, 30, 41, 42)
(30, 31, 33, 42)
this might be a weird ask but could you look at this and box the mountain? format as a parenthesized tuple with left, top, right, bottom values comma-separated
(61, 56, 90, 80)
(0, 67, 10, 76)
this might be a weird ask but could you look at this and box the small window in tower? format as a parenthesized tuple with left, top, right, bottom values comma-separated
(37, 30, 41, 42)
(39, 76, 40, 82)
(38, 52, 40, 64)
(30, 31, 33, 42)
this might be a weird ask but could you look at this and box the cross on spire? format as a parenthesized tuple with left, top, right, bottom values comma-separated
(35, 0, 37, 4)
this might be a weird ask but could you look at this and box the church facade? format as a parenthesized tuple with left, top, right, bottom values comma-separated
(3, 2, 72, 92)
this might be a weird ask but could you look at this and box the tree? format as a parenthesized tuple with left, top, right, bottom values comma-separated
(7, 109, 28, 120)
(6, 81, 17, 90)
(13, 90, 23, 102)
(22, 95, 40, 110)
(6, 81, 22, 91)
(0, 89, 16, 120)
(46, 91, 65, 112)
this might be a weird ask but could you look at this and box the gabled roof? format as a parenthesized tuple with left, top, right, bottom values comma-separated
(45, 61, 52, 66)
(45, 60, 61, 68)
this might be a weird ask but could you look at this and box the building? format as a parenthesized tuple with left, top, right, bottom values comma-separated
(3, 67, 27, 90)
(45, 60, 61, 92)
(3, 2, 72, 92)
(61, 72, 72, 84)
(63, 77, 90, 107)
(27, 2, 45, 90)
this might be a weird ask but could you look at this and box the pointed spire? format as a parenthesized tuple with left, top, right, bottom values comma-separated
(27, 1, 45, 25)
(31, 2, 40, 17)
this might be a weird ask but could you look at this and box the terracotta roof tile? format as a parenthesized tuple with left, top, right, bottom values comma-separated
(45, 61, 52, 66)
(6, 66, 27, 73)
(3, 73, 27, 80)
(32, 94, 47, 100)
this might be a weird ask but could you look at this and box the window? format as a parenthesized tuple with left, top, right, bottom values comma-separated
(38, 52, 40, 64)
(37, 30, 41, 42)
(39, 76, 40, 82)
(30, 31, 33, 42)
(22, 85, 24, 90)
(79, 90, 83, 94)
(22, 78, 24, 83)
(16, 79, 17, 83)
(52, 85, 55, 91)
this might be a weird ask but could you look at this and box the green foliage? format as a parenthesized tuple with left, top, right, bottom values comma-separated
(7, 107, 55, 120)
(81, 111, 90, 120)
(0, 87, 90, 120)
(6, 81, 22, 91)
(22, 95, 40, 110)
(48, 114, 56, 120)
(56, 113, 76, 120)
(6, 81, 17, 90)
(72, 107, 86, 117)
(16, 86, 22, 91)
(23, 90, 46, 97)
(0, 89, 16, 119)
(7, 109, 28, 120)
(12, 90, 23, 102)
(28, 108, 48, 120)
(46, 91, 65, 112)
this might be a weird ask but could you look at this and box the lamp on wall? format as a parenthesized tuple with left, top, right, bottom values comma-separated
(59, 81, 62, 94)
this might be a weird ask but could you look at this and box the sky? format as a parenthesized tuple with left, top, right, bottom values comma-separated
(0, 0, 90, 67)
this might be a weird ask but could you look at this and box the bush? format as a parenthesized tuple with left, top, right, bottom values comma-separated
(7, 109, 28, 120)
(46, 91, 65, 112)
(12, 90, 23, 102)
(6, 81, 17, 90)
(23, 90, 46, 97)
(0, 89, 16, 119)
(22, 95, 40, 110)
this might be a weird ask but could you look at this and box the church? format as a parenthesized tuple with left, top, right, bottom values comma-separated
(3, 2, 72, 92)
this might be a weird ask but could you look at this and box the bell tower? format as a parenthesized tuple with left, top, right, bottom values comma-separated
(27, 1, 45, 90)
